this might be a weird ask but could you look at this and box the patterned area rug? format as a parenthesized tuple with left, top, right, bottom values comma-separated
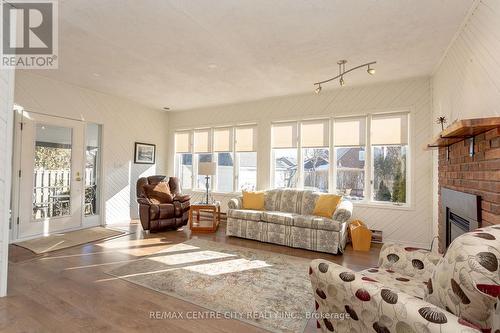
(108, 238, 314, 332)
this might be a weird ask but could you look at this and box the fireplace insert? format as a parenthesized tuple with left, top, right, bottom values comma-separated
(441, 188, 481, 248)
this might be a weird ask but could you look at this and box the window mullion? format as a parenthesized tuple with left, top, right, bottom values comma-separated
(366, 115, 372, 202)
(329, 118, 334, 194)
(297, 121, 303, 189)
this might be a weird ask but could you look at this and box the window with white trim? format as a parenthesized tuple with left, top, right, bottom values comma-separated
(214, 127, 234, 192)
(270, 112, 410, 206)
(272, 122, 299, 188)
(370, 113, 409, 204)
(301, 120, 329, 192)
(174, 131, 193, 189)
(193, 129, 213, 189)
(174, 125, 257, 192)
(333, 117, 366, 200)
(235, 126, 257, 191)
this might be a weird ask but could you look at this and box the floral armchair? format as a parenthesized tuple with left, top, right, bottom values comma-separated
(309, 226, 500, 333)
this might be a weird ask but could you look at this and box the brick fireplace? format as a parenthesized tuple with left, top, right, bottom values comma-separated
(437, 127, 499, 252)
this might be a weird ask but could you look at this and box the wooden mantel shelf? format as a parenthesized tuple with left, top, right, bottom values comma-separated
(427, 117, 500, 149)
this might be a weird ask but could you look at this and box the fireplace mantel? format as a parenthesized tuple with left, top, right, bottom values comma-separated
(428, 117, 500, 149)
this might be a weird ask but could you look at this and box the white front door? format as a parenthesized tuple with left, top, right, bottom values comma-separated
(17, 111, 85, 240)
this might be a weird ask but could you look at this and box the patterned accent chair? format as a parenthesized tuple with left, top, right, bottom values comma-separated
(309, 225, 500, 333)
(226, 189, 353, 254)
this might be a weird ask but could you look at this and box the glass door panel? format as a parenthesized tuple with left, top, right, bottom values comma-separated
(33, 124, 73, 220)
(17, 111, 84, 240)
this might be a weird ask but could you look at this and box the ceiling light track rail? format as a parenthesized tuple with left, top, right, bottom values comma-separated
(314, 60, 376, 93)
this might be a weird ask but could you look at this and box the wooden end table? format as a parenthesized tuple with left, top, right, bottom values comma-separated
(189, 202, 221, 233)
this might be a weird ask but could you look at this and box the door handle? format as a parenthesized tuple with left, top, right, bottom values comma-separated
(75, 172, 82, 182)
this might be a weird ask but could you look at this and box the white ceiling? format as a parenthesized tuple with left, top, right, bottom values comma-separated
(30, 0, 473, 111)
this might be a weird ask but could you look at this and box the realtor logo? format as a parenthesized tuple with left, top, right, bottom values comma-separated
(1, 0, 58, 68)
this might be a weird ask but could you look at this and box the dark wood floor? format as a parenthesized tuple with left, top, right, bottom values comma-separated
(2, 220, 381, 333)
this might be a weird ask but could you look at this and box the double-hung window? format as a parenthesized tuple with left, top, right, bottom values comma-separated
(235, 125, 257, 191)
(193, 129, 212, 189)
(271, 120, 329, 192)
(174, 125, 257, 192)
(213, 127, 234, 192)
(272, 122, 299, 188)
(174, 131, 193, 189)
(370, 113, 409, 204)
(301, 120, 329, 192)
(333, 117, 366, 200)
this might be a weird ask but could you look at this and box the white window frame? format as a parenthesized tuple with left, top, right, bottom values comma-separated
(174, 125, 257, 194)
(269, 111, 411, 208)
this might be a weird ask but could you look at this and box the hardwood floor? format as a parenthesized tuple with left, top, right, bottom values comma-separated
(2, 220, 381, 333)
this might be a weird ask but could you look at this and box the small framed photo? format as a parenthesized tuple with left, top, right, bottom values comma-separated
(134, 142, 156, 164)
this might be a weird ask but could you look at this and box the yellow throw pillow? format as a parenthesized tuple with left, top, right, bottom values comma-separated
(313, 194, 342, 218)
(242, 191, 265, 210)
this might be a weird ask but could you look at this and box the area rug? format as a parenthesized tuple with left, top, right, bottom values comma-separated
(15, 227, 127, 254)
(107, 238, 314, 333)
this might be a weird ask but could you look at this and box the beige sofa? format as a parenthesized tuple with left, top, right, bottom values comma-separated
(226, 189, 353, 254)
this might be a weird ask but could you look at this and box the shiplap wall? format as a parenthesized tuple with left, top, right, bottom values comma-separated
(168, 77, 434, 247)
(0, 0, 15, 297)
(432, 0, 500, 237)
(0, 69, 15, 296)
(14, 72, 169, 225)
(432, 0, 500, 123)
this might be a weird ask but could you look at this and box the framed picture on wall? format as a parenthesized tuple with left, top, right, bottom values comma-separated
(134, 142, 156, 164)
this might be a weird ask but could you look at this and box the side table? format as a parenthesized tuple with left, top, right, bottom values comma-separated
(189, 202, 221, 233)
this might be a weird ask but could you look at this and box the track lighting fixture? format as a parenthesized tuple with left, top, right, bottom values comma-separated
(367, 64, 375, 75)
(314, 84, 322, 94)
(314, 60, 376, 93)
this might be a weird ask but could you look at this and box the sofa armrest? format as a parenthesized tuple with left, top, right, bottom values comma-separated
(227, 196, 243, 210)
(332, 200, 352, 223)
(378, 243, 442, 280)
(137, 197, 151, 205)
(309, 259, 479, 333)
(173, 194, 191, 203)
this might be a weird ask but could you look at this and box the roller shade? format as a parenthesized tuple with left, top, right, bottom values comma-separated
(194, 129, 211, 153)
(301, 119, 329, 148)
(213, 127, 233, 152)
(371, 113, 409, 145)
(175, 131, 191, 153)
(334, 117, 366, 146)
(272, 122, 297, 148)
(235, 126, 257, 152)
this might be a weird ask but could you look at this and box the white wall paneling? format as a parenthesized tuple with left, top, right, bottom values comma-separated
(168, 77, 434, 247)
(0, 1, 16, 296)
(14, 72, 169, 226)
(431, 0, 500, 238)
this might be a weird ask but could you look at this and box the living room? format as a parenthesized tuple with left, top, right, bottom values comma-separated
(0, 0, 499, 332)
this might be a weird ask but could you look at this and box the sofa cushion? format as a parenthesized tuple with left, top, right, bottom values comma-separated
(361, 267, 427, 299)
(424, 226, 500, 332)
(312, 194, 342, 218)
(300, 191, 320, 215)
(261, 211, 298, 225)
(242, 191, 265, 210)
(227, 209, 262, 222)
(293, 215, 340, 231)
(264, 189, 282, 212)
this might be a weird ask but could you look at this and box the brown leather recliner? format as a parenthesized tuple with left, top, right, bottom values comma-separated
(136, 176, 191, 232)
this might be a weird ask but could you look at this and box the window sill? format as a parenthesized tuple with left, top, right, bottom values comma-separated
(186, 189, 240, 197)
(352, 201, 413, 211)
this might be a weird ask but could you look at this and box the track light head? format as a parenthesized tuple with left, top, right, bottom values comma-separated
(339, 76, 345, 87)
(367, 65, 375, 75)
(314, 84, 322, 94)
